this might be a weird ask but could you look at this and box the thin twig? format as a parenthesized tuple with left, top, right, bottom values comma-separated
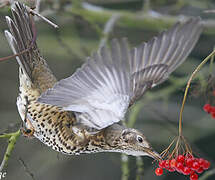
(142, 0, 150, 14)
(34, 0, 41, 21)
(0, 122, 21, 135)
(0, 48, 31, 62)
(71, 3, 215, 36)
(26, 6, 59, 28)
(99, 13, 121, 50)
(127, 102, 143, 128)
(178, 49, 215, 136)
(136, 157, 144, 180)
(199, 168, 215, 180)
(0, 130, 21, 171)
(35, 0, 41, 13)
(72, 0, 83, 9)
(204, 10, 215, 13)
(121, 102, 145, 180)
(19, 157, 36, 180)
(0, 12, 37, 62)
(121, 154, 129, 180)
(160, 137, 176, 158)
(209, 46, 215, 74)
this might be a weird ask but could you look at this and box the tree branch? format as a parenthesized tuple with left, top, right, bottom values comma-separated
(19, 157, 36, 180)
(26, 6, 58, 28)
(0, 130, 21, 171)
(99, 13, 121, 49)
(199, 168, 215, 180)
(69, 2, 215, 36)
(121, 154, 129, 180)
(136, 157, 144, 180)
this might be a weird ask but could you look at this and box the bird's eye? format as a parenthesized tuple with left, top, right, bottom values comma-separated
(137, 136, 143, 143)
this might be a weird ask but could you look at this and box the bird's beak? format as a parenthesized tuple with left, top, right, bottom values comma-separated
(145, 148, 162, 161)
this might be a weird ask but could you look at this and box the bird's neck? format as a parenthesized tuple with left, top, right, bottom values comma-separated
(87, 124, 125, 152)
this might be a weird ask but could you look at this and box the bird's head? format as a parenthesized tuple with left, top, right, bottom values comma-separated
(103, 125, 161, 160)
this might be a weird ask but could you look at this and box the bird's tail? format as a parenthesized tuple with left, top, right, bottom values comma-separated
(4, 2, 57, 93)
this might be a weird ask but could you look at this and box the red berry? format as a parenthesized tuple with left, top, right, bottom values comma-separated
(186, 158, 194, 168)
(167, 167, 175, 172)
(177, 155, 185, 163)
(159, 160, 166, 168)
(211, 112, 215, 119)
(190, 173, 198, 180)
(198, 158, 204, 167)
(203, 104, 212, 113)
(192, 161, 200, 171)
(176, 162, 184, 173)
(196, 167, 204, 174)
(170, 159, 177, 168)
(203, 160, 210, 170)
(183, 167, 191, 175)
(164, 160, 170, 169)
(211, 106, 215, 113)
(155, 168, 163, 176)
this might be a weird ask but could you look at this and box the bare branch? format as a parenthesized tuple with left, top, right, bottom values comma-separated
(142, 0, 150, 14)
(26, 6, 59, 28)
(199, 168, 215, 180)
(35, 0, 41, 13)
(204, 10, 215, 13)
(121, 154, 129, 180)
(19, 157, 36, 180)
(136, 157, 144, 180)
(0, 13, 37, 62)
(73, 2, 215, 36)
(1, 1, 58, 28)
(99, 13, 121, 49)
(0, 130, 21, 171)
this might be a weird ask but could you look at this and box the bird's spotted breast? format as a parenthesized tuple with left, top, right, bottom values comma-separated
(16, 67, 108, 155)
(17, 84, 81, 154)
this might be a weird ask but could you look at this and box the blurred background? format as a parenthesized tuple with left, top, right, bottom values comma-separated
(0, 0, 215, 180)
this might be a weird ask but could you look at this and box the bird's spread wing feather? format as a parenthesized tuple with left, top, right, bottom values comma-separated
(5, 2, 57, 92)
(39, 39, 132, 129)
(129, 17, 203, 105)
(38, 18, 203, 129)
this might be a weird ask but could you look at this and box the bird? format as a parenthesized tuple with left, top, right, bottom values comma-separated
(4, 2, 203, 160)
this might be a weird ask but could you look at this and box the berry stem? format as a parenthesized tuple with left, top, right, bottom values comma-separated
(209, 47, 215, 74)
(160, 137, 176, 158)
(182, 136, 192, 154)
(178, 49, 215, 136)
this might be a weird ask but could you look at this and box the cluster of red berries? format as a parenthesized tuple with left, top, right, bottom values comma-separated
(203, 104, 215, 118)
(155, 154, 210, 180)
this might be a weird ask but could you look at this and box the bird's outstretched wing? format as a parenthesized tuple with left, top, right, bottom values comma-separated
(5, 2, 57, 93)
(38, 18, 203, 130)
(129, 17, 203, 105)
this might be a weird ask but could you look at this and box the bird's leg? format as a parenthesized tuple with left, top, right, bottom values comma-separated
(20, 96, 35, 138)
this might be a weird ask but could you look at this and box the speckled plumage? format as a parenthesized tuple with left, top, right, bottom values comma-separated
(4, 2, 111, 156)
(17, 66, 115, 155)
(17, 63, 112, 155)
(4, 2, 203, 159)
